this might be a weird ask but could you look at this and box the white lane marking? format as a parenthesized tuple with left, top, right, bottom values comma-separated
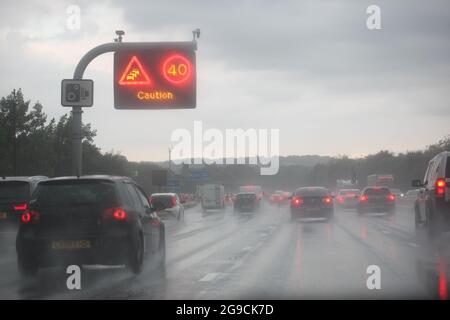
(199, 272, 221, 282)
(381, 229, 390, 234)
(242, 246, 252, 252)
(408, 242, 420, 248)
(230, 261, 243, 271)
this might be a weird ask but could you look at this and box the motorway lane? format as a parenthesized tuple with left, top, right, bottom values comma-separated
(0, 202, 448, 299)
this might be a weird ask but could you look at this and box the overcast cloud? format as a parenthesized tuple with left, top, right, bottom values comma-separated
(0, 0, 449, 161)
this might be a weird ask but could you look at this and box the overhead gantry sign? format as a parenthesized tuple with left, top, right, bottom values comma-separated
(62, 30, 199, 176)
(114, 43, 196, 109)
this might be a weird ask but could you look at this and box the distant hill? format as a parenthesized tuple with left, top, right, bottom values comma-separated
(279, 155, 332, 167)
(144, 155, 332, 170)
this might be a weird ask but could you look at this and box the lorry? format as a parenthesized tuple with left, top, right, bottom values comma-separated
(200, 184, 225, 212)
(336, 179, 358, 191)
(367, 174, 394, 188)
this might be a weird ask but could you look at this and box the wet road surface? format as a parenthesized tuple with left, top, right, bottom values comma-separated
(0, 202, 448, 299)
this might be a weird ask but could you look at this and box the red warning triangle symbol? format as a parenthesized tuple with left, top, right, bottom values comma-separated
(118, 56, 152, 86)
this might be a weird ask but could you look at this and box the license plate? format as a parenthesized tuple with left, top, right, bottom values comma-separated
(0, 212, 7, 220)
(52, 240, 91, 250)
(306, 207, 320, 212)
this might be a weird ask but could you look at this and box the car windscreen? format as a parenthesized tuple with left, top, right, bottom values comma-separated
(32, 180, 118, 207)
(0, 181, 30, 201)
(446, 156, 450, 178)
(295, 188, 329, 197)
(364, 188, 390, 196)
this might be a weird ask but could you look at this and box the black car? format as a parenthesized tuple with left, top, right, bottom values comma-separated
(0, 176, 48, 230)
(290, 187, 334, 220)
(233, 193, 260, 213)
(356, 187, 396, 214)
(412, 151, 450, 240)
(16, 175, 165, 276)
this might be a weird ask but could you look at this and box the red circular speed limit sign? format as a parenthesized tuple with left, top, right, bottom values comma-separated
(162, 54, 193, 85)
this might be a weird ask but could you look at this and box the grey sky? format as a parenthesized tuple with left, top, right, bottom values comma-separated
(0, 0, 449, 161)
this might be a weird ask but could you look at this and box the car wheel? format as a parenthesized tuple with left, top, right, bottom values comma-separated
(414, 209, 422, 228)
(424, 208, 441, 242)
(17, 253, 38, 277)
(128, 234, 144, 275)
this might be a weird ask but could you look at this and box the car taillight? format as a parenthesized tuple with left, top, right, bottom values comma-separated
(323, 196, 333, 204)
(103, 207, 128, 221)
(360, 195, 368, 202)
(436, 178, 446, 197)
(292, 196, 303, 206)
(20, 210, 39, 224)
(387, 194, 396, 201)
(149, 196, 153, 204)
(338, 196, 345, 203)
(172, 196, 177, 207)
(14, 203, 28, 211)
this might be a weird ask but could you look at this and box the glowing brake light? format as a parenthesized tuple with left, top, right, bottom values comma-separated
(103, 207, 128, 221)
(323, 196, 333, 204)
(292, 196, 303, 206)
(387, 194, 396, 201)
(20, 210, 39, 224)
(14, 203, 28, 211)
(21, 213, 31, 224)
(360, 195, 368, 202)
(172, 196, 177, 207)
(436, 178, 446, 197)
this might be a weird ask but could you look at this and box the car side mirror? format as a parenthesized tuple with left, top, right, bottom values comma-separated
(411, 179, 423, 188)
(146, 205, 155, 214)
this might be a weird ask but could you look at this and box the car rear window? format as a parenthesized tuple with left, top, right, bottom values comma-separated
(237, 193, 256, 200)
(446, 156, 450, 178)
(151, 195, 174, 208)
(364, 188, 390, 196)
(295, 188, 329, 197)
(338, 189, 359, 196)
(32, 180, 118, 207)
(0, 181, 30, 201)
